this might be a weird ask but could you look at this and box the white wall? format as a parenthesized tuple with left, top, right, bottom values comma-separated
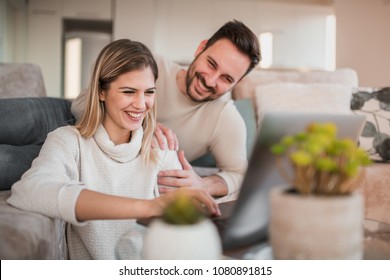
(251, 2, 332, 69)
(114, 0, 157, 51)
(0, 0, 27, 63)
(335, 0, 390, 87)
(114, 0, 333, 69)
(27, 0, 62, 97)
(0, 0, 7, 62)
(0, 0, 10, 62)
(1, 0, 338, 98)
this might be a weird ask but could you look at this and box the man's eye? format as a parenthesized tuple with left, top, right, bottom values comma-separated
(224, 77, 234, 84)
(146, 90, 156, 95)
(208, 60, 216, 69)
(123, 91, 135, 94)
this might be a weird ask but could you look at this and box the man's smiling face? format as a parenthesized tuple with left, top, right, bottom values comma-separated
(185, 38, 251, 102)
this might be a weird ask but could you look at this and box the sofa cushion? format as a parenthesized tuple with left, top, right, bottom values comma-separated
(0, 144, 41, 191)
(254, 83, 353, 126)
(0, 97, 75, 146)
(351, 87, 390, 162)
(0, 97, 75, 190)
(232, 68, 359, 101)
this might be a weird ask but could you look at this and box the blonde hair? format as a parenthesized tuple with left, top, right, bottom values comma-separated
(75, 39, 159, 165)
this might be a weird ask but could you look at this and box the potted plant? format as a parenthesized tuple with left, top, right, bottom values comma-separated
(269, 122, 372, 259)
(143, 192, 222, 259)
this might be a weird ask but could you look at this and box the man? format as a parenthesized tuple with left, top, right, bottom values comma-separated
(72, 20, 261, 198)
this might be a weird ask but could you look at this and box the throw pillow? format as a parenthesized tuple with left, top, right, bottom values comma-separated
(350, 87, 390, 162)
(0, 144, 41, 190)
(255, 83, 353, 126)
(232, 68, 358, 101)
(0, 97, 75, 145)
(0, 97, 76, 190)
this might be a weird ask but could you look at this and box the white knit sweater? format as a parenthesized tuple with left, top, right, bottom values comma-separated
(7, 124, 182, 259)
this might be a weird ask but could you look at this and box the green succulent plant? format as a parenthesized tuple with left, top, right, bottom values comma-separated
(162, 193, 204, 225)
(271, 122, 372, 195)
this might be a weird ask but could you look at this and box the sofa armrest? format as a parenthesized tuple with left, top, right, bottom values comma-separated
(0, 190, 67, 259)
(0, 63, 47, 98)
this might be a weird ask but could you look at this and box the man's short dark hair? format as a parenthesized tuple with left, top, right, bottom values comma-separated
(205, 20, 261, 77)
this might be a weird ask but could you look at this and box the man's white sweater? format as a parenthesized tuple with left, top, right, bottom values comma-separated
(7, 125, 182, 259)
(154, 55, 248, 194)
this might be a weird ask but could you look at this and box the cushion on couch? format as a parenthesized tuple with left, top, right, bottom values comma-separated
(0, 97, 75, 190)
(0, 145, 41, 191)
(232, 68, 359, 101)
(0, 97, 75, 145)
(254, 82, 353, 126)
(351, 87, 390, 162)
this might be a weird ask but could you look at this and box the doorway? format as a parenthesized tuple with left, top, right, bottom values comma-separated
(62, 19, 112, 99)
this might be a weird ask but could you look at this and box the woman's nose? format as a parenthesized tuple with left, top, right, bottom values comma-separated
(133, 93, 146, 109)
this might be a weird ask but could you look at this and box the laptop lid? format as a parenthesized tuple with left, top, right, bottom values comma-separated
(221, 112, 366, 250)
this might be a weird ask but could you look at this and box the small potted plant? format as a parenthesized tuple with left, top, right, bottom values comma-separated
(143, 192, 222, 259)
(269, 122, 372, 259)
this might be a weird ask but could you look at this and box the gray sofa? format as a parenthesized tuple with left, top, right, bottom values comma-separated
(0, 63, 74, 259)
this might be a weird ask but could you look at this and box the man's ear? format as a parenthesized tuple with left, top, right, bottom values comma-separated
(194, 40, 208, 57)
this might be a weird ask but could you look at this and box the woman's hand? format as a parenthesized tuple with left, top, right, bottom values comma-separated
(152, 122, 179, 150)
(151, 188, 221, 218)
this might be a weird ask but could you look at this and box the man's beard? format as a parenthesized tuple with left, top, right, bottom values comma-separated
(185, 70, 216, 102)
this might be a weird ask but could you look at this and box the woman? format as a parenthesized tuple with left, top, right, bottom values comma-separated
(7, 39, 219, 259)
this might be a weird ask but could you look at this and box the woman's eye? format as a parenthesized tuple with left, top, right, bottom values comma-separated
(123, 91, 135, 94)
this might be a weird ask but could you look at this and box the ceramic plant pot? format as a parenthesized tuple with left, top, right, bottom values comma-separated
(270, 186, 364, 260)
(143, 218, 222, 260)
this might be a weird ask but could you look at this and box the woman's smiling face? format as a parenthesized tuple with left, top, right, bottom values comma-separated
(99, 67, 156, 144)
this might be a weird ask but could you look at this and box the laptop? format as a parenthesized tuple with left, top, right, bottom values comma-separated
(139, 112, 366, 253)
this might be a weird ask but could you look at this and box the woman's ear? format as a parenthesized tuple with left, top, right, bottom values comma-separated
(99, 91, 105, 101)
(194, 39, 207, 57)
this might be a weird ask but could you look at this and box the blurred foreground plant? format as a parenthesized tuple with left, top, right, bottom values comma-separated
(271, 122, 372, 195)
(162, 193, 204, 225)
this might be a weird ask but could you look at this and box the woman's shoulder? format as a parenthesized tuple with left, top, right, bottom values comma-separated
(38, 125, 81, 158)
(49, 125, 79, 137)
(46, 125, 81, 145)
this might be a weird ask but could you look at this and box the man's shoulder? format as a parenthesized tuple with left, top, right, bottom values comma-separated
(202, 98, 236, 113)
(204, 99, 247, 129)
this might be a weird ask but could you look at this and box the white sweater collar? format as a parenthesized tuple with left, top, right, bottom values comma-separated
(93, 124, 143, 163)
